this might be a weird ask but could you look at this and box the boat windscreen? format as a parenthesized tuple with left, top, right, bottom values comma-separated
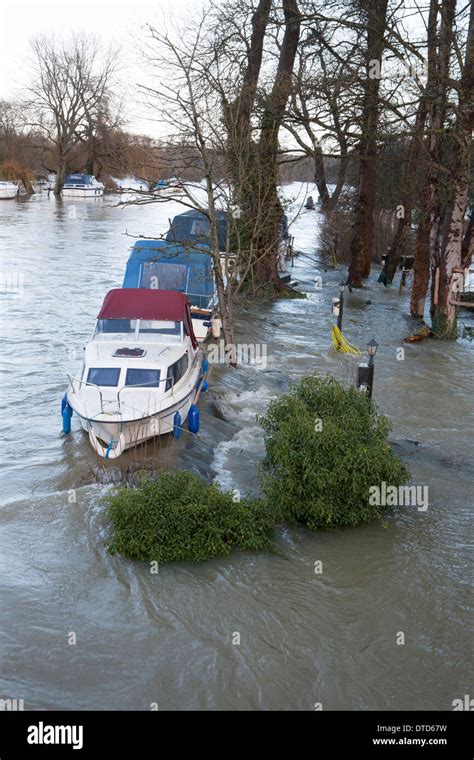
(65, 174, 92, 185)
(138, 320, 181, 342)
(95, 319, 137, 335)
(141, 262, 188, 291)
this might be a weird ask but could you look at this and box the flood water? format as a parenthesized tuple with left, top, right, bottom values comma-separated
(0, 185, 472, 710)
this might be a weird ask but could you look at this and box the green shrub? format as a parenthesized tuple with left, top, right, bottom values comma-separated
(258, 375, 410, 530)
(106, 470, 275, 563)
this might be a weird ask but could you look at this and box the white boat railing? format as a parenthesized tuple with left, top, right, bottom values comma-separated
(67, 373, 176, 414)
(68, 374, 106, 412)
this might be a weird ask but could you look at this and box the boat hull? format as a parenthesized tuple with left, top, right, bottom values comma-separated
(0, 187, 18, 199)
(62, 187, 104, 198)
(77, 384, 196, 457)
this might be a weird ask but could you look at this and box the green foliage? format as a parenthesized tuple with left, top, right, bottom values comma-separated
(277, 286, 307, 299)
(258, 375, 410, 530)
(106, 470, 275, 564)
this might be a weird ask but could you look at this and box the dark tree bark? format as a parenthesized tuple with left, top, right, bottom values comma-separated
(410, 0, 456, 318)
(348, 0, 388, 287)
(461, 209, 474, 269)
(224, 0, 272, 198)
(432, 1, 473, 337)
(254, 0, 301, 286)
(384, 97, 430, 284)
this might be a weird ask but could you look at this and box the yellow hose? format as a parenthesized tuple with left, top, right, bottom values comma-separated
(331, 325, 361, 354)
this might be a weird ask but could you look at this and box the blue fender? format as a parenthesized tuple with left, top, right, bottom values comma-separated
(173, 411, 181, 439)
(188, 404, 200, 434)
(62, 407, 72, 434)
(62, 393, 73, 433)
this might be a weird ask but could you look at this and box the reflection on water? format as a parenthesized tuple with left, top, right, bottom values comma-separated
(0, 187, 472, 710)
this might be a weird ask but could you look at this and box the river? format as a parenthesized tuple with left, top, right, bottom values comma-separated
(0, 184, 472, 710)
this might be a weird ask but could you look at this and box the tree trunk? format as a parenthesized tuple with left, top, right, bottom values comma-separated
(207, 178, 235, 354)
(432, 1, 473, 337)
(348, 0, 388, 287)
(313, 145, 330, 211)
(410, 184, 432, 318)
(54, 158, 67, 196)
(461, 209, 474, 269)
(328, 150, 348, 212)
(247, 0, 301, 289)
(385, 98, 429, 284)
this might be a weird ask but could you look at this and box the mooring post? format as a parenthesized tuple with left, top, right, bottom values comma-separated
(366, 339, 378, 399)
(357, 338, 378, 398)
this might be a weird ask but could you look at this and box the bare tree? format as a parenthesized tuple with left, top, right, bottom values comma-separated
(347, 0, 389, 287)
(27, 33, 118, 194)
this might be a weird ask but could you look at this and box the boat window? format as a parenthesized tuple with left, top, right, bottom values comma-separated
(165, 353, 188, 391)
(190, 218, 210, 237)
(94, 319, 137, 336)
(65, 174, 92, 186)
(138, 320, 181, 342)
(87, 368, 121, 387)
(141, 262, 188, 291)
(125, 369, 161, 387)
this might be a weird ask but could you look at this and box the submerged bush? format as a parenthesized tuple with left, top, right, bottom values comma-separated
(258, 375, 410, 530)
(106, 471, 275, 564)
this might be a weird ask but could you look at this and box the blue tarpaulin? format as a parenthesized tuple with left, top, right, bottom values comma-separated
(122, 239, 215, 310)
(166, 210, 228, 251)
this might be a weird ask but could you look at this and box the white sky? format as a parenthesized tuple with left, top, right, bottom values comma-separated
(0, 0, 433, 140)
(0, 0, 201, 136)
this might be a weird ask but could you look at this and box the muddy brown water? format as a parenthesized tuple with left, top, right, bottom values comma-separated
(0, 186, 472, 709)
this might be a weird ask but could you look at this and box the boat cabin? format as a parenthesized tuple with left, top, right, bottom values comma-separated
(123, 240, 214, 310)
(166, 208, 289, 252)
(64, 174, 98, 187)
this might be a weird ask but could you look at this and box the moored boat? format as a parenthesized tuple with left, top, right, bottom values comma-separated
(122, 239, 219, 342)
(153, 178, 183, 196)
(62, 173, 105, 198)
(63, 289, 204, 458)
(0, 181, 19, 199)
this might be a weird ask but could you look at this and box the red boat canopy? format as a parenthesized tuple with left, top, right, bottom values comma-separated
(98, 289, 197, 348)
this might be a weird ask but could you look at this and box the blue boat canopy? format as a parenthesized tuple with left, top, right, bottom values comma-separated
(64, 174, 95, 186)
(165, 208, 289, 249)
(123, 240, 215, 310)
(166, 209, 228, 251)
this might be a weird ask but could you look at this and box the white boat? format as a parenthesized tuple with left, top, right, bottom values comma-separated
(0, 181, 18, 199)
(64, 289, 205, 458)
(152, 178, 183, 196)
(62, 173, 105, 198)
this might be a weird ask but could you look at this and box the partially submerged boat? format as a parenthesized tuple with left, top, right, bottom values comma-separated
(62, 173, 105, 198)
(123, 239, 219, 342)
(63, 289, 205, 458)
(0, 181, 18, 199)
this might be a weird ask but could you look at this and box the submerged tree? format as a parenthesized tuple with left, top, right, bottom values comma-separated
(431, 1, 473, 337)
(27, 34, 118, 195)
(347, 0, 389, 287)
(221, 0, 302, 291)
